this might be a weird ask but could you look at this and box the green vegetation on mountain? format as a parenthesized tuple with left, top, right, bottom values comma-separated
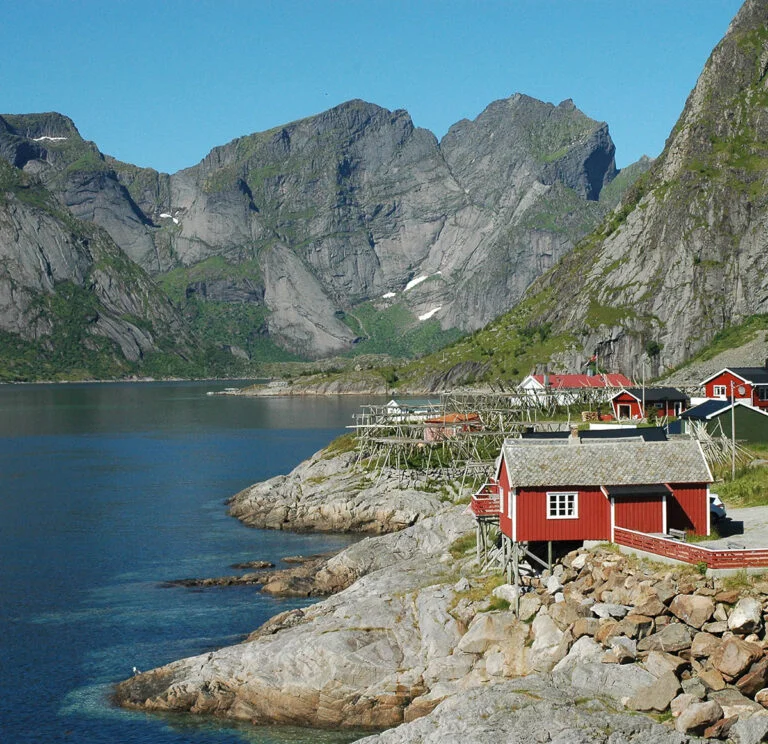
(394, 289, 577, 389)
(341, 301, 464, 358)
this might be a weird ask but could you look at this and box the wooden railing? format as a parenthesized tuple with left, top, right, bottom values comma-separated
(470, 481, 501, 518)
(614, 527, 768, 569)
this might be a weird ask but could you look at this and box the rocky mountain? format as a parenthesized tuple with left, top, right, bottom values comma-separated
(0, 157, 194, 380)
(0, 94, 636, 370)
(514, 0, 768, 377)
(394, 0, 768, 389)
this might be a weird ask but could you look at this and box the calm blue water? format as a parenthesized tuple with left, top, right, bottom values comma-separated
(0, 382, 376, 744)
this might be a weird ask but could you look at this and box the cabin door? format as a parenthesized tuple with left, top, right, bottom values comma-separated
(618, 404, 632, 419)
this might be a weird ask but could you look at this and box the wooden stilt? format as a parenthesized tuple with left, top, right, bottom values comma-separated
(512, 542, 520, 616)
(547, 541, 553, 572)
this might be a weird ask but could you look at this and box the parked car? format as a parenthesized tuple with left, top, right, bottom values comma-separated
(710, 493, 727, 523)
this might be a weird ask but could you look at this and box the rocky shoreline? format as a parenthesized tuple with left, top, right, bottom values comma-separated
(114, 443, 768, 743)
(163, 552, 346, 597)
(227, 446, 458, 534)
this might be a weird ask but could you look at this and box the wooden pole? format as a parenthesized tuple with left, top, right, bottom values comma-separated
(512, 543, 520, 616)
(731, 380, 736, 480)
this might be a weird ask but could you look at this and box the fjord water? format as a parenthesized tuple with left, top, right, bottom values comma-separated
(0, 382, 372, 744)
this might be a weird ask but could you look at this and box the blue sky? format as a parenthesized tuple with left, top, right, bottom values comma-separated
(1, 1, 743, 173)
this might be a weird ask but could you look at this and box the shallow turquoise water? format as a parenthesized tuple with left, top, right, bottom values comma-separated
(0, 382, 377, 744)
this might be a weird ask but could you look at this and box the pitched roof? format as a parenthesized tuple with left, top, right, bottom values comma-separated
(700, 367, 768, 385)
(528, 373, 632, 389)
(424, 412, 480, 424)
(501, 439, 712, 487)
(729, 368, 768, 384)
(617, 387, 688, 403)
(681, 400, 768, 421)
(679, 399, 732, 420)
(521, 427, 668, 442)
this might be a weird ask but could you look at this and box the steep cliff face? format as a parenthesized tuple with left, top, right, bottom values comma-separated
(159, 96, 620, 357)
(0, 159, 191, 379)
(0, 113, 168, 272)
(524, 0, 768, 375)
(2, 95, 624, 361)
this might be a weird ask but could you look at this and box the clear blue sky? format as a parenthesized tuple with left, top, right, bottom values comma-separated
(1, 0, 744, 173)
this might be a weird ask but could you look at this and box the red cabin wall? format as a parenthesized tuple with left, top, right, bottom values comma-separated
(498, 459, 512, 537)
(612, 393, 641, 419)
(705, 372, 752, 401)
(614, 495, 664, 533)
(515, 486, 610, 542)
(667, 483, 708, 536)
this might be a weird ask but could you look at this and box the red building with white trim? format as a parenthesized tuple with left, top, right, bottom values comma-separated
(700, 366, 768, 410)
(519, 372, 632, 393)
(493, 437, 712, 544)
(610, 387, 689, 420)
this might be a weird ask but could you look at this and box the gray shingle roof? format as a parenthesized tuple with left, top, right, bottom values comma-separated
(729, 368, 768, 384)
(501, 439, 712, 487)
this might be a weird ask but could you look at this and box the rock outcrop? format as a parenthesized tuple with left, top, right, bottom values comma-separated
(114, 509, 475, 727)
(116, 528, 768, 740)
(228, 446, 456, 533)
(356, 676, 689, 744)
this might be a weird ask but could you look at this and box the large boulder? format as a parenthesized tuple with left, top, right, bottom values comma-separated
(710, 637, 763, 679)
(668, 595, 714, 629)
(637, 623, 692, 653)
(675, 700, 723, 735)
(736, 656, 768, 698)
(709, 688, 768, 720)
(728, 597, 764, 635)
(529, 613, 569, 673)
(457, 612, 527, 655)
(626, 671, 681, 712)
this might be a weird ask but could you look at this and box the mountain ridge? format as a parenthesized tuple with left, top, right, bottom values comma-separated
(0, 93, 641, 377)
(393, 0, 768, 389)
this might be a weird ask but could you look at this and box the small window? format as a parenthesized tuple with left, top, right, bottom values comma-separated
(758, 387, 768, 401)
(547, 491, 578, 519)
(713, 385, 727, 397)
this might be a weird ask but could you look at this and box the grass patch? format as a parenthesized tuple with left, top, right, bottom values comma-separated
(484, 596, 511, 612)
(686, 525, 722, 543)
(720, 569, 753, 592)
(717, 464, 768, 507)
(321, 433, 358, 459)
(449, 532, 476, 560)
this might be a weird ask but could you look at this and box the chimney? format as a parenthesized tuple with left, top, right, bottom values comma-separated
(544, 364, 550, 389)
(764, 357, 768, 371)
(568, 426, 580, 445)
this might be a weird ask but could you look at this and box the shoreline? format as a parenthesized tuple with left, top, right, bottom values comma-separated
(112, 435, 768, 741)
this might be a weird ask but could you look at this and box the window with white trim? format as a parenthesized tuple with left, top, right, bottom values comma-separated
(547, 491, 578, 519)
(713, 385, 727, 397)
(758, 386, 768, 401)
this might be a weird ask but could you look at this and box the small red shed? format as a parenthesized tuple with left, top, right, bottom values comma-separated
(701, 367, 768, 410)
(610, 387, 689, 420)
(494, 437, 713, 544)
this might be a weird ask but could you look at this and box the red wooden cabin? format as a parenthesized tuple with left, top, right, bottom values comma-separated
(701, 367, 768, 410)
(494, 437, 712, 543)
(610, 387, 688, 419)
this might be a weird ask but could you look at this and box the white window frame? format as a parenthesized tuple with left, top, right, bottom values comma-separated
(546, 491, 578, 519)
(713, 384, 727, 397)
(757, 386, 768, 401)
